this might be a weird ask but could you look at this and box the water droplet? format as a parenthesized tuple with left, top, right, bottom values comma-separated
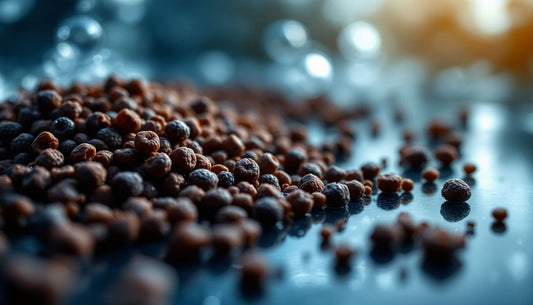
(338, 22, 381, 60)
(263, 20, 309, 63)
(56, 16, 103, 56)
(0, 0, 35, 24)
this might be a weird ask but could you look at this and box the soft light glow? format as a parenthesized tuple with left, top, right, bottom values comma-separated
(304, 53, 332, 79)
(338, 21, 381, 60)
(263, 20, 309, 63)
(470, 0, 511, 35)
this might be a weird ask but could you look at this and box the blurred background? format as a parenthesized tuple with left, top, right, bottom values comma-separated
(1, 0, 533, 103)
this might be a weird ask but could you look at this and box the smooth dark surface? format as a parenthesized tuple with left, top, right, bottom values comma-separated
(5, 101, 533, 305)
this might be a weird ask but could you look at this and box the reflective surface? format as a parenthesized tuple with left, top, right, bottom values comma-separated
(6, 101, 533, 305)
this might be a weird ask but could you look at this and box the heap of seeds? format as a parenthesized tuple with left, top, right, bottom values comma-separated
(0, 76, 481, 303)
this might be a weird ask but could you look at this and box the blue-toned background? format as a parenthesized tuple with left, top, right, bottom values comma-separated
(2, 0, 532, 102)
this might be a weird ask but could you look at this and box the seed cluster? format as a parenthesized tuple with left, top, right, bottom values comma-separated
(0, 77, 375, 267)
(0, 76, 497, 303)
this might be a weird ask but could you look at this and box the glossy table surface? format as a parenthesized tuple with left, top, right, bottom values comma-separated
(6, 100, 533, 305)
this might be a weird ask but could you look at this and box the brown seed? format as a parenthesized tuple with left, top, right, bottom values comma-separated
(20, 166, 52, 196)
(183, 117, 202, 139)
(161, 172, 185, 196)
(144, 153, 172, 178)
(255, 183, 283, 200)
(35, 148, 64, 169)
(320, 224, 336, 244)
(170, 147, 197, 173)
(93, 150, 113, 167)
(195, 153, 212, 170)
(421, 227, 465, 260)
(0, 232, 8, 254)
(402, 146, 430, 168)
(252, 197, 284, 227)
(201, 188, 233, 218)
(335, 243, 355, 266)
(284, 147, 307, 173)
(4, 255, 73, 305)
(435, 144, 458, 166)
(36, 89, 62, 114)
(363, 186, 372, 196)
(463, 163, 477, 175)
(441, 179, 471, 202)
(361, 162, 381, 180)
(240, 253, 268, 291)
(1, 193, 35, 220)
(89, 185, 114, 206)
(47, 178, 84, 204)
(421, 168, 440, 183)
(322, 182, 350, 208)
(312, 192, 326, 210)
(178, 185, 205, 206)
(166, 197, 198, 224)
(377, 174, 402, 193)
(70, 143, 97, 163)
(57, 100, 82, 120)
(223, 134, 245, 157)
(258, 152, 279, 174)
(298, 173, 324, 193)
(108, 257, 176, 305)
(50, 165, 75, 182)
(123, 197, 153, 216)
(215, 205, 247, 223)
(345, 180, 365, 199)
(401, 178, 414, 192)
(212, 224, 244, 256)
(427, 119, 452, 140)
(286, 189, 313, 218)
(231, 193, 254, 214)
(492, 208, 508, 223)
(274, 170, 291, 186)
(297, 162, 323, 179)
(48, 223, 94, 257)
(370, 224, 402, 247)
(237, 181, 257, 197)
(234, 158, 260, 183)
(74, 161, 106, 190)
(134, 131, 160, 154)
(324, 165, 346, 182)
(211, 164, 229, 174)
(167, 223, 211, 263)
(113, 148, 139, 168)
(83, 203, 114, 224)
(395, 212, 417, 240)
(86, 112, 112, 135)
(139, 210, 170, 240)
(115, 109, 142, 133)
(345, 169, 364, 182)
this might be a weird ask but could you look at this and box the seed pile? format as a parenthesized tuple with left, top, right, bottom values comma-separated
(0, 76, 488, 304)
